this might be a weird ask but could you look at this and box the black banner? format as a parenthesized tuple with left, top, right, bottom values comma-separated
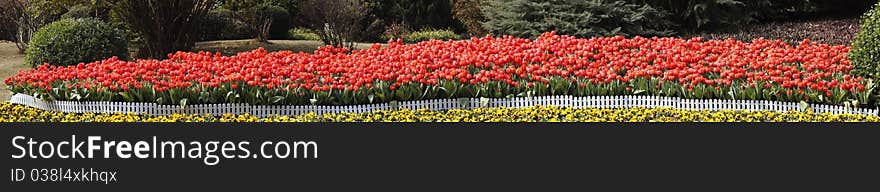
(1, 123, 879, 191)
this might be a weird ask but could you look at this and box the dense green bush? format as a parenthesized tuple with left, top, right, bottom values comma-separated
(240, 4, 292, 40)
(25, 18, 128, 67)
(405, 29, 460, 43)
(849, 1, 880, 79)
(633, 0, 767, 32)
(288, 27, 321, 40)
(369, 0, 457, 31)
(483, 0, 674, 38)
(199, 9, 253, 41)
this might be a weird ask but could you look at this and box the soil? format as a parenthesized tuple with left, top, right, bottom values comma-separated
(0, 41, 27, 101)
(693, 18, 861, 45)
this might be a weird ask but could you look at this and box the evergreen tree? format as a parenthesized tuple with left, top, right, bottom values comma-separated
(482, 0, 674, 38)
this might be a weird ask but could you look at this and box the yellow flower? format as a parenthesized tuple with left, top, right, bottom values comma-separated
(0, 102, 877, 123)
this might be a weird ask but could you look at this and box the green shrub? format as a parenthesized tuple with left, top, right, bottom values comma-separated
(240, 4, 291, 40)
(483, 0, 674, 38)
(405, 29, 460, 43)
(288, 28, 321, 40)
(369, 0, 456, 32)
(199, 8, 254, 41)
(637, 0, 766, 32)
(849, 1, 880, 79)
(222, 20, 256, 40)
(25, 18, 128, 67)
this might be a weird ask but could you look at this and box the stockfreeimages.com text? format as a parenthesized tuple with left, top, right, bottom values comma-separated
(11, 135, 318, 165)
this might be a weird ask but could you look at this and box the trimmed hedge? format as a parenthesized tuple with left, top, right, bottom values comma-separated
(25, 18, 128, 67)
(199, 8, 253, 41)
(288, 28, 321, 40)
(405, 29, 460, 43)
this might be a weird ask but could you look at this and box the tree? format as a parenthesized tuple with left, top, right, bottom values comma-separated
(239, 4, 291, 42)
(0, 0, 24, 42)
(301, 0, 368, 49)
(453, 0, 488, 36)
(630, 0, 767, 32)
(0, 0, 48, 53)
(111, 0, 217, 58)
(371, 0, 456, 30)
(482, 0, 674, 38)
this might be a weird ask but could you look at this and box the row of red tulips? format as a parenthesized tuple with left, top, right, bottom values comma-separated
(5, 32, 875, 106)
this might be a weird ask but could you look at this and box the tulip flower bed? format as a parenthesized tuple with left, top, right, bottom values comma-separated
(1, 102, 876, 122)
(5, 32, 875, 107)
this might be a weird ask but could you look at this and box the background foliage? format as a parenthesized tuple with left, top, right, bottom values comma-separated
(239, 4, 291, 41)
(849, 1, 880, 79)
(452, 0, 488, 36)
(300, 0, 369, 49)
(25, 18, 128, 67)
(482, 0, 674, 38)
(111, 0, 216, 58)
(198, 8, 254, 41)
(404, 29, 461, 44)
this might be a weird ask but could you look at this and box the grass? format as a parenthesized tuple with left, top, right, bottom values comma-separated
(193, 40, 380, 55)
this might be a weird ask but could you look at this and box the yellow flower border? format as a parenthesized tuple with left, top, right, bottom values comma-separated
(0, 102, 876, 122)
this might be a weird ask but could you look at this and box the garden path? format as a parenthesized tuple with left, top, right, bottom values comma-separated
(0, 42, 27, 100)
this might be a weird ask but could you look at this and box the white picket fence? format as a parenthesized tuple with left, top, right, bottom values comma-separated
(9, 93, 879, 117)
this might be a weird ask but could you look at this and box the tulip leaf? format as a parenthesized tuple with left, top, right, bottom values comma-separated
(179, 98, 187, 108)
(120, 92, 132, 102)
(270, 96, 285, 104)
(633, 89, 645, 95)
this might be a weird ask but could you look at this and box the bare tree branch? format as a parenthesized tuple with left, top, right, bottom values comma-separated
(111, 0, 216, 58)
